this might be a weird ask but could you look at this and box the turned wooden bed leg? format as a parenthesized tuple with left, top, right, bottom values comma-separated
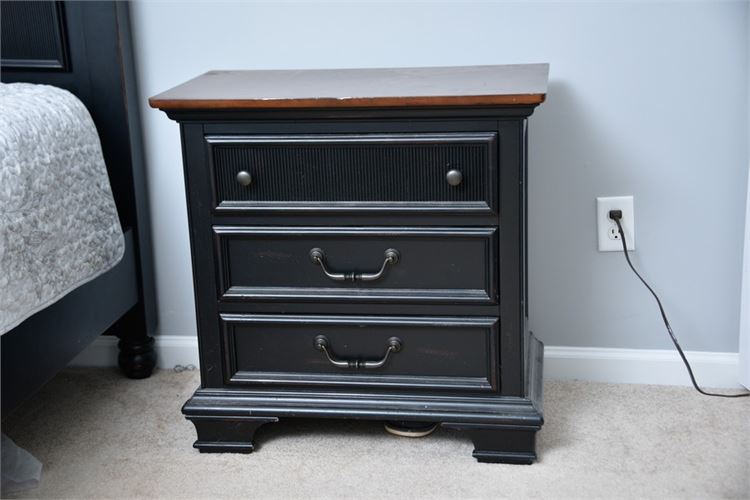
(117, 336, 156, 379)
(113, 305, 157, 379)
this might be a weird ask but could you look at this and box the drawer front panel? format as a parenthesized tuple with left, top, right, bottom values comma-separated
(222, 314, 498, 391)
(214, 226, 497, 303)
(207, 132, 497, 214)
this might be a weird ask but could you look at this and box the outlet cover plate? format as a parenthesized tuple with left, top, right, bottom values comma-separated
(597, 196, 635, 252)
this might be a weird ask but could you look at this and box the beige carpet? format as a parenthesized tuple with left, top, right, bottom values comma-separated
(2, 368, 748, 499)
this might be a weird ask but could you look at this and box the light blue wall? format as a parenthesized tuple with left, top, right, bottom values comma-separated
(131, 0, 749, 352)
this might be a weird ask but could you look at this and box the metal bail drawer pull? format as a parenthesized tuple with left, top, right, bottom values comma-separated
(308, 248, 400, 282)
(313, 335, 402, 369)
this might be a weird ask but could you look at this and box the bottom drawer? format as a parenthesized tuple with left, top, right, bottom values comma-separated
(221, 314, 499, 392)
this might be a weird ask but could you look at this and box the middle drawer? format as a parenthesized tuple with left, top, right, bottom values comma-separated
(214, 226, 497, 304)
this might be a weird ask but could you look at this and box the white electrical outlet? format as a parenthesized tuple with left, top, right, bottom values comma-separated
(597, 196, 635, 252)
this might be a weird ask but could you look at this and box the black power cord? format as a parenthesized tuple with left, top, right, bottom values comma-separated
(609, 209, 749, 398)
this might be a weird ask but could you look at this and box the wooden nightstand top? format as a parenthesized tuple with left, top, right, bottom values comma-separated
(149, 64, 548, 111)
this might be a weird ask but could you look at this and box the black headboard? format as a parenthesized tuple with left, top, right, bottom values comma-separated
(1, 1, 157, 341)
(1, 1, 69, 71)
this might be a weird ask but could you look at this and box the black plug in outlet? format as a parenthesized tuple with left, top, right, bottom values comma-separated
(596, 196, 634, 252)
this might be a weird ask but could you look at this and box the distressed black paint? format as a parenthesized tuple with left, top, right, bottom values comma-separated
(166, 94, 544, 463)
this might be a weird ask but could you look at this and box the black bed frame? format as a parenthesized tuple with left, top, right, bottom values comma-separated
(1, 1, 156, 415)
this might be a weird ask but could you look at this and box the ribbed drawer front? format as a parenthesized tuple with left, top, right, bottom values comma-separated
(207, 132, 497, 214)
(221, 313, 498, 392)
(214, 226, 497, 304)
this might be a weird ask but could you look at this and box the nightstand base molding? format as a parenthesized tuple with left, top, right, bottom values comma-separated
(184, 333, 544, 463)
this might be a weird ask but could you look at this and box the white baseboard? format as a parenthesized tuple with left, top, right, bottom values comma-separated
(70, 335, 200, 370)
(70, 336, 743, 389)
(544, 346, 741, 388)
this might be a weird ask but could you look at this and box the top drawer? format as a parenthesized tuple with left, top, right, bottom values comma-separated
(206, 132, 497, 215)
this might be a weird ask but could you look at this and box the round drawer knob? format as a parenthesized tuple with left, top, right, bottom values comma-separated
(446, 169, 463, 186)
(236, 171, 252, 187)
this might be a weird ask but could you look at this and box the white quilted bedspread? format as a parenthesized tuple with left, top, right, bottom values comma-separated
(0, 83, 124, 335)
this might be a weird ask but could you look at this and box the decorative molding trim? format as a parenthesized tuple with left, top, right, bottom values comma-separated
(70, 337, 742, 389)
(738, 159, 750, 389)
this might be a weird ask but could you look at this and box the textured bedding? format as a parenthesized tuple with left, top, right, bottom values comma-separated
(0, 83, 124, 335)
